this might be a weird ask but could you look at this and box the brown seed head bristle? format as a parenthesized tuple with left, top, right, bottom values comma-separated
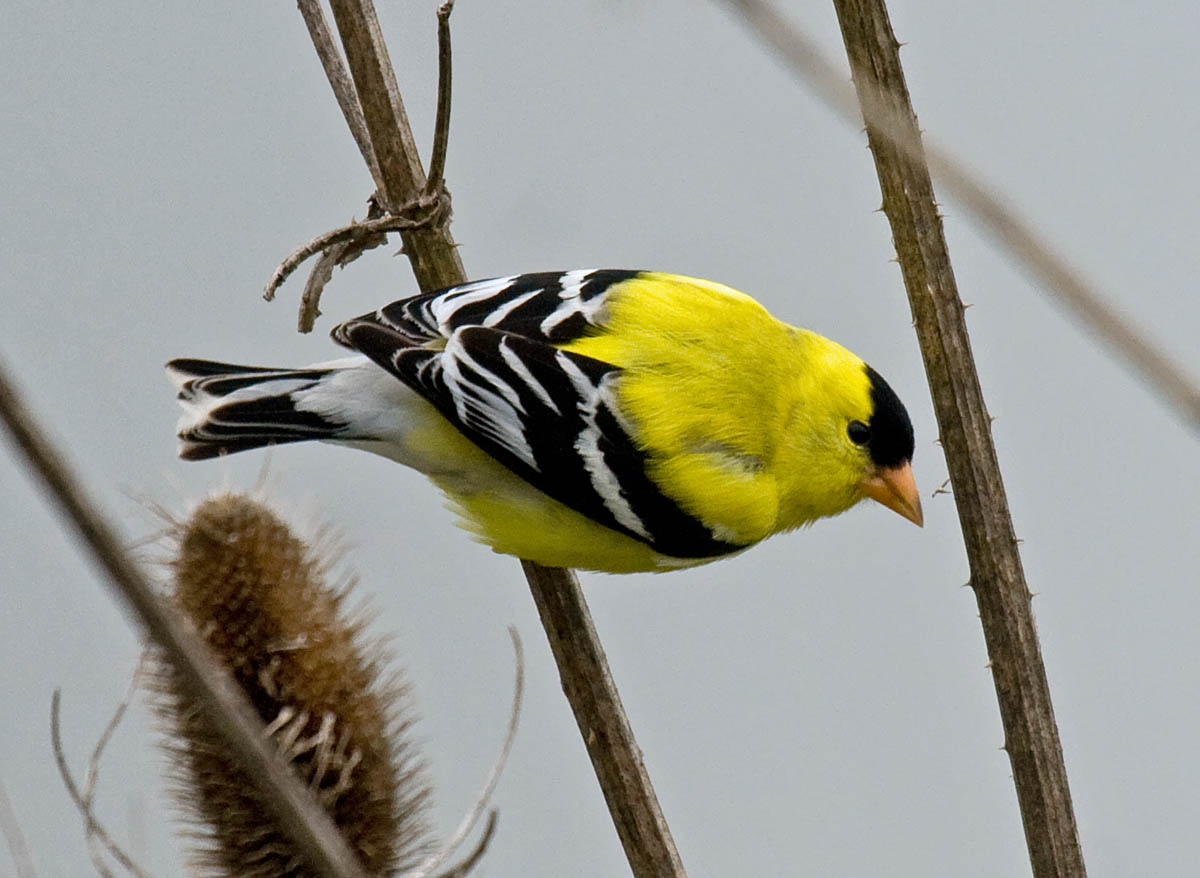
(151, 493, 430, 877)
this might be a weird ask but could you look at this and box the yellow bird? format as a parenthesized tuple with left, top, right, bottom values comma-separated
(168, 271, 921, 572)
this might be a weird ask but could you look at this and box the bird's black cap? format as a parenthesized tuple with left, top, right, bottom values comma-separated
(864, 366, 915, 468)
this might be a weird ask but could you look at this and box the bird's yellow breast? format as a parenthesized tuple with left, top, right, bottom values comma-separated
(399, 397, 695, 572)
(560, 273, 829, 544)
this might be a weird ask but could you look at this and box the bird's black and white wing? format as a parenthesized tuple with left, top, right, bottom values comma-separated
(337, 318, 741, 560)
(331, 269, 642, 351)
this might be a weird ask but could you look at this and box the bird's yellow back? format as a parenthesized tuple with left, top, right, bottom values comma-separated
(563, 273, 874, 544)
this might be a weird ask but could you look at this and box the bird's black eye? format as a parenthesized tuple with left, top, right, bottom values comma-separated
(847, 420, 871, 445)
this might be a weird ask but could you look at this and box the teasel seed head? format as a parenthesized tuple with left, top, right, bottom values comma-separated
(150, 493, 431, 876)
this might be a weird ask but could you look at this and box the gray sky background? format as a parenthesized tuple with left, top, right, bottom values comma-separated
(3, 1, 1198, 875)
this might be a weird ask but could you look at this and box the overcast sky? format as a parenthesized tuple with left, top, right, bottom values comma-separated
(2, 1, 1198, 876)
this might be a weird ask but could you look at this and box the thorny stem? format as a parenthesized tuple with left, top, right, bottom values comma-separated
(831, 1, 1087, 874)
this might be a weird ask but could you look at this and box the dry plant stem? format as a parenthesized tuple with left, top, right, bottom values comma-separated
(309, 4, 686, 875)
(413, 627, 523, 878)
(264, 211, 433, 302)
(300, 242, 352, 331)
(433, 811, 496, 878)
(831, 2, 1087, 875)
(277, 3, 455, 331)
(326, 0, 464, 290)
(720, 0, 1200, 431)
(0, 364, 369, 878)
(297, 0, 381, 188)
(523, 561, 686, 877)
(425, 1, 455, 195)
(82, 656, 146, 809)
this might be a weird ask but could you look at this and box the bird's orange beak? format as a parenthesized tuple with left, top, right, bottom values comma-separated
(860, 462, 923, 526)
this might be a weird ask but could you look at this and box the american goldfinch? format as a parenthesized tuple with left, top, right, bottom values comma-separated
(168, 270, 920, 573)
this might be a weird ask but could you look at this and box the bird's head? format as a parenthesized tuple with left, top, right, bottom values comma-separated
(850, 364, 922, 526)
(781, 333, 922, 528)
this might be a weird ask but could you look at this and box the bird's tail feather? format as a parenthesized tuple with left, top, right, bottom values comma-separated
(167, 358, 349, 461)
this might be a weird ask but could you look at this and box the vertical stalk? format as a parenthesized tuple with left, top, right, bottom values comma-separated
(831, 1, 1087, 875)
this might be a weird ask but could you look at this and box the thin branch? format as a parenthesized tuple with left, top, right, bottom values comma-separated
(523, 561, 687, 876)
(829, 1, 1086, 875)
(60, 657, 149, 878)
(412, 627, 522, 878)
(296, 0, 382, 190)
(298, 242, 351, 332)
(326, 0, 465, 290)
(0, 362, 369, 878)
(81, 664, 145, 878)
(431, 812, 496, 878)
(305, 5, 686, 875)
(424, 1, 456, 196)
(50, 691, 148, 878)
(297, 196, 392, 331)
(720, 0, 1200, 431)
(287, 0, 456, 332)
(82, 656, 146, 814)
(0, 778, 38, 878)
(273, 1, 456, 330)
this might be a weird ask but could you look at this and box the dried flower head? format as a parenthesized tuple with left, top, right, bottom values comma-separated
(150, 493, 430, 876)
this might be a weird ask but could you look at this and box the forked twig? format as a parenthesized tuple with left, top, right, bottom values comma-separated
(298, 242, 353, 331)
(262, 196, 447, 306)
(270, 0, 459, 331)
